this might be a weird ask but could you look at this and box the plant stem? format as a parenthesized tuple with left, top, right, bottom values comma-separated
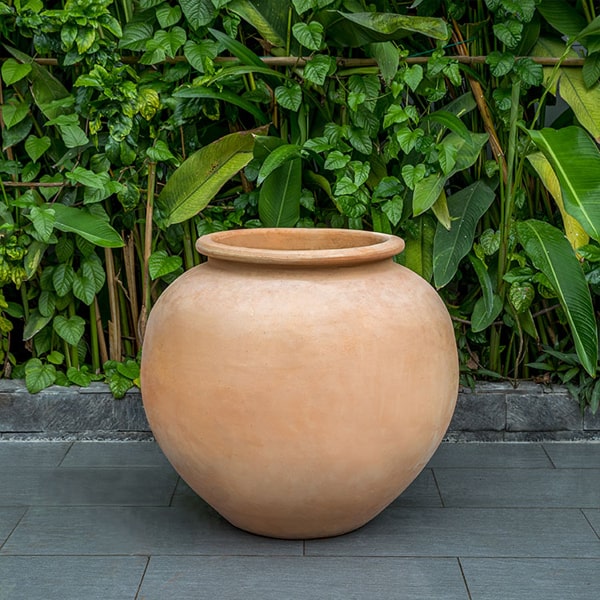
(68, 303, 79, 369)
(94, 296, 109, 366)
(89, 299, 100, 372)
(123, 233, 140, 349)
(104, 247, 122, 361)
(141, 161, 156, 342)
(182, 220, 195, 270)
(118, 284, 133, 358)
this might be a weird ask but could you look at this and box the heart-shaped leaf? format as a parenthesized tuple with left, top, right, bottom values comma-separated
(53, 314, 86, 346)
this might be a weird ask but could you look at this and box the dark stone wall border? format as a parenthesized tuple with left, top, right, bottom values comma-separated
(1, 379, 599, 440)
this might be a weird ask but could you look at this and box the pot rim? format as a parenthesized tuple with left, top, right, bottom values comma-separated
(195, 228, 405, 266)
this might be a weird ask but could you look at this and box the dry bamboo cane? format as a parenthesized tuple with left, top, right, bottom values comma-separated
(122, 232, 141, 351)
(104, 247, 122, 361)
(139, 161, 157, 344)
(452, 19, 508, 183)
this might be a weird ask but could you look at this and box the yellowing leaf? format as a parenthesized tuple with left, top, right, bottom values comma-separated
(527, 152, 589, 250)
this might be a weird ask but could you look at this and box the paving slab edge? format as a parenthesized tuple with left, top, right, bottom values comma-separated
(0, 379, 599, 441)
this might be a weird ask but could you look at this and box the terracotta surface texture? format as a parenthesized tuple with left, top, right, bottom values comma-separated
(141, 228, 459, 538)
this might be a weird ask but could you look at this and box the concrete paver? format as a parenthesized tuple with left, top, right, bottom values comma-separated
(0, 440, 598, 599)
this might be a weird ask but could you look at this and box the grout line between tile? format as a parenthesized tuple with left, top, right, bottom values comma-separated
(430, 469, 446, 508)
(456, 557, 473, 600)
(134, 556, 151, 600)
(0, 507, 28, 553)
(580, 509, 600, 541)
(540, 444, 558, 469)
(55, 441, 74, 468)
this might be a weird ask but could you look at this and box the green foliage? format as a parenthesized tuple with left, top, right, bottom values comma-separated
(0, 0, 599, 411)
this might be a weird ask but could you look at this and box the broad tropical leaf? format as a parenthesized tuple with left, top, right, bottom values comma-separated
(53, 204, 124, 248)
(257, 144, 303, 185)
(517, 219, 598, 376)
(534, 38, 600, 141)
(527, 126, 600, 242)
(255, 135, 301, 227)
(469, 254, 503, 332)
(158, 129, 263, 226)
(228, 0, 288, 48)
(536, 0, 587, 38)
(526, 152, 589, 250)
(402, 215, 435, 281)
(318, 11, 449, 47)
(433, 181, 495, 288)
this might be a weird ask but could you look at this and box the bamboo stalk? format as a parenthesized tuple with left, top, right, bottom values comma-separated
(122, 232, 141, 349)
(452, 20, 508, 182)
(104, 247, 122, 361)
(89, 300, 100, 372)
(140, 161, 157, 344)
(94, 296, 109, 365)
(3, 55, 586, 67)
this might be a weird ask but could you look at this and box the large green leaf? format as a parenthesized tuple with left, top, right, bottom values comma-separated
(536, 0, 587, 38)
(53, 314, 86, 346)
(257, 144, 303, 185)
(52, 204, 124, 248)
(413, 132, 488, 216)
(158, 129, 261, 226)
(402, 214, 435, 281)
(527, 126, 600, 242)
(228, 0, 288, 48)
(24, 358, 56, 394)
(179, 0, 215, 29)
(317, 11, 449, 47)
(258, 140, 302, 228)
(526, 151, 589, 249)
(4, 46, 72, 120)
(534, 38, 600, 141)
(22, 309, 52, 341)
(517, 219, 597, 376)
(433, 181, 496, 288)
(208, 27, 267, 68)
(469, 254, 503, 332)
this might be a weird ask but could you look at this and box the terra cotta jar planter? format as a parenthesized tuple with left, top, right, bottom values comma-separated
(140, 228, 458, 539)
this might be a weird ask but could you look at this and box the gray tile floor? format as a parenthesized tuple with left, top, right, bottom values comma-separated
(0, 441, 599, 599)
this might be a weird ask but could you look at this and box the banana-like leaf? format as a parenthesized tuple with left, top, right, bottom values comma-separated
(430, 188, 451, 230)
(208, 28, 265, 68)
(534, 38, 600, 141)
(517, 219, 597, 376)
(53, 205, 124, 248)
(402, 214, 435, 281)
(469, 254, 503, 332)
(158, 129, 263, 226)
(317, 11, 449, 47)
(536, 0, 587, 38)
(526, 151, 589, 250)
(433, 181, 495, 288)
(368, 41, 399, 84)
(257, 144, 303, 185)
(227, 0, 288, 48)
(256, 137, 301, 227)
(527, 126, 600, 242)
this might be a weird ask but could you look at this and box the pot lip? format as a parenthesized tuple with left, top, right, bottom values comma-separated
(195, 228, 405, 266)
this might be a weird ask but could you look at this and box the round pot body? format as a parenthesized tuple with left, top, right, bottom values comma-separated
(141, 228, 458, 539)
